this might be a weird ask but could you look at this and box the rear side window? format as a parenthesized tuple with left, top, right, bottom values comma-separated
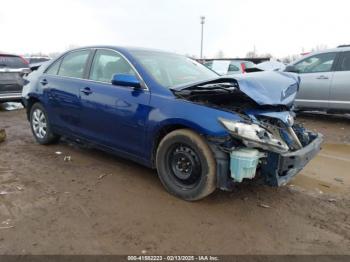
(338, 51, 350, 71)
(58, 50, 90, 79)
(0, 55, 28, 69)
(89, 49, 136, 83)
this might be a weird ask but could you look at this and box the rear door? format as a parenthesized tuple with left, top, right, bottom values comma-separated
(293, 52, 337, 110)
(329, 51, 350, 111)
(42, 49, 92, 135)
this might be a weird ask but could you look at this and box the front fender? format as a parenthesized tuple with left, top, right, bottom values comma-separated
(144, 94, 243, 163)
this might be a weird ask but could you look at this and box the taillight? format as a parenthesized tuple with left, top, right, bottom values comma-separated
(241, 63, 246, 73)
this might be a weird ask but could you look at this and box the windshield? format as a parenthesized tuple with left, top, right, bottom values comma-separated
(130, 50, 218, 88)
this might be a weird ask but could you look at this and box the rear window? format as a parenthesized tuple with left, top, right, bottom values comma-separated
(0, 55, 28, 69)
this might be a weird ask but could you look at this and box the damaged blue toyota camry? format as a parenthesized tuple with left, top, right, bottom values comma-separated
(22, 46, 323, 201)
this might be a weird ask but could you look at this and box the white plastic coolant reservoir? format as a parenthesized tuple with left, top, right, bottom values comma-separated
(230, 148, 262, 182)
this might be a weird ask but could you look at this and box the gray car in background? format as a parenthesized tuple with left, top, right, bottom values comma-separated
(285, 46, 350, 113)
(0, 54, 30, 103)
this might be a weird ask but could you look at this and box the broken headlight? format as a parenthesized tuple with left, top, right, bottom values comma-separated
(218, 118, 289, 153)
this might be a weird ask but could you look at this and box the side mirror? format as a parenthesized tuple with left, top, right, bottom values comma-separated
(111, 74, 141, 89)
(285, 65, 299, 73)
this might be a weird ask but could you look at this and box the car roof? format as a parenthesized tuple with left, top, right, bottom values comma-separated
(0, 53, 21, 57)
(305, 46, 350, 56)
(291, 46, 350, 65)
(68, 45, 174, 55)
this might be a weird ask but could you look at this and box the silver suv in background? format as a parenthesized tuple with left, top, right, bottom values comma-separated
(0, 54, 30, 103)
(285, 46, 350, 113)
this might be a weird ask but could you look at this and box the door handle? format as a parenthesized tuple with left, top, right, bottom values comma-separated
(40, 79, 48, 85)
(80, 87, 93, 95)
(316, 75, 329, 80)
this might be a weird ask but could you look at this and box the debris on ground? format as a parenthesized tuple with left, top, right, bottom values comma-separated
(16, 186, 24, 191)
(55, 151, 62, 155)
(0, 226, 15, 230)
(0, 102, 23, 111)
(0, 219, 14, 230)
(319, 183, 330, 188)
(258, 203, 270, 208)
(0, 191, 9, 195)
(63, 156, 72, 162)
(0, 129, 6, 143)
(334, 177, 344, 183)
(97, 174, 109, 180)
(328, 198, 337, 203)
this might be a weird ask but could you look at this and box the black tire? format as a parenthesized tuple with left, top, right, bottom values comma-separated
(30, 103, 60, 145)
(156, 129, 216, 201)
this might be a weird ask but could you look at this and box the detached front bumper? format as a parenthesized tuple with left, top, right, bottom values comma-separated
(260, 132, 323, 186)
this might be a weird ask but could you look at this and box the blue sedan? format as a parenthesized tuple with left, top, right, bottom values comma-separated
(22, 46, 323, 200)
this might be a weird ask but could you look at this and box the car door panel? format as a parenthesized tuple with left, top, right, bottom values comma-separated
(295, 72, 334, 109)
(292, 52, 337, 110)
(45, 75, 82, 134)
(79, 82, 151, 157)
(79, 49, 151, 158)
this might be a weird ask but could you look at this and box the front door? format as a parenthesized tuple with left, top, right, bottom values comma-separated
(79, 49, 151, 158)
(293, 52, 337, 110)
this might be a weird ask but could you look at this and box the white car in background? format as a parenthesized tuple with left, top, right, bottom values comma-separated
(204, 60, 256, 75)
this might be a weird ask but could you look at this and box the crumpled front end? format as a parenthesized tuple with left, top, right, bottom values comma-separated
(172, 71, 322, 190)
(213, 110, 323, 190)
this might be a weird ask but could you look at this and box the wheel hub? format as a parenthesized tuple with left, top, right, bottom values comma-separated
(169, 144, 201, 185)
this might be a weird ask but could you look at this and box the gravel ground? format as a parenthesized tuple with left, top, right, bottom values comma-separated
(0, 108, 349, 255)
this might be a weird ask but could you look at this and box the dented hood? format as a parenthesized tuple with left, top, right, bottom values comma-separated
(232, 71, 300, 107)
(173, 71, 300, 108)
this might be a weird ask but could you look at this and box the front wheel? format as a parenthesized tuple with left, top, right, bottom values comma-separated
(30, 103, 60, 145)
(156, 129, 216, 201)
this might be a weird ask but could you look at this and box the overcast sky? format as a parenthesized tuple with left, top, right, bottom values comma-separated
(0, 0, 349, 58)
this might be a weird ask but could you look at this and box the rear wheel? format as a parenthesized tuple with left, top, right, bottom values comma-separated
(30, 103, 60, 144)
(156, 129, 216, 201)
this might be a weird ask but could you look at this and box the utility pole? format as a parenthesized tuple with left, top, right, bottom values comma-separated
(200, 16, 205, 59)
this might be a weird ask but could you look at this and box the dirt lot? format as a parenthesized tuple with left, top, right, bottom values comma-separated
(0, 107, 349, 255)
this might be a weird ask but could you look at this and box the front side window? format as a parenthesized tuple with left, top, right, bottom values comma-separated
(294, 52, 336, 73)
(89, 50, 136, 83)
(46, 59, 61, 75)
(338, 51, 350, 71)
(58, 50, 90, 78)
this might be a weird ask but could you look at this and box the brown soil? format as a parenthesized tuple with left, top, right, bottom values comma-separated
(0, 108, 349, 255)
